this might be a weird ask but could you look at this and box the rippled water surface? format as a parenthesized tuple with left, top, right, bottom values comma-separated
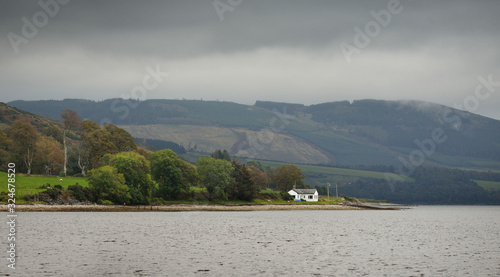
(1, 206, 499, 276)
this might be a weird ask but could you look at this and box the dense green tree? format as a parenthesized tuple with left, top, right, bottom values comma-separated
(107, 151, 154, 204)
(9, 119, 39, 175)
(67, 183, 93, 202)
(150, 149, 184, 200)
(271, 164, 306, 191)
(196, 157, 234, 200)
(87, 166, 130, 204)
(180, 160, 198, 191)
(211, 149, 231, 161)
(229, 160, 258, 201)
(0, 130, 12, 172)
(158, 166, 182, 200)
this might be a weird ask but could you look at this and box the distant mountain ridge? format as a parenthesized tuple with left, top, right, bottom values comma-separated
(8, 98, 500, 170)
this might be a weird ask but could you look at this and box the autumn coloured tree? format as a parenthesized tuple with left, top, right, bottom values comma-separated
(270, 164, 306, 191)
(42, 125, 63, 144)
(35, 136, 64, 175)
(103, 123, 137, 153)
(247, 165, 269, 189)
(80, 120, 112, 169)
(79, 120, 137, 172)
(9, 119, 39, 175)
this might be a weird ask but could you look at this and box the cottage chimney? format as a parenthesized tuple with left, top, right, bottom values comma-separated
(293, 184, 296, 190)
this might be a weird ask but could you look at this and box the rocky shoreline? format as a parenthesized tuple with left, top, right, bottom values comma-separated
(2, 203, 368, 212)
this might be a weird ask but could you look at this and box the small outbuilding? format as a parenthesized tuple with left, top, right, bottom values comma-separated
(288, 189, 318, 202)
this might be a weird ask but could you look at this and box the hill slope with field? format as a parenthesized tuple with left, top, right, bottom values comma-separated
(8, 98, 500, 170)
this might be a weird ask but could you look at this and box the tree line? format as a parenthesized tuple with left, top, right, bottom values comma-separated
(0, 110, 138, 177)
(340, 166, 500, 204)
(88, 149, 307, 204)
(0, 111, 308, 204)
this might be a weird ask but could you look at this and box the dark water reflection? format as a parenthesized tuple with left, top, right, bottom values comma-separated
(2, 206, 499, 276)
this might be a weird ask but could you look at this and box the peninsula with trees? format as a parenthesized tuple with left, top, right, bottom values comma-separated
(1, 99, 500, 209)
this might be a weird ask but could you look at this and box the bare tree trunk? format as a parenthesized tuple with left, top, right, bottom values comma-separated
(63, 130, 67, 177)
(77, 142, 89, 177)
(78, 154, 87, 177)
(24, 148, 33, 175)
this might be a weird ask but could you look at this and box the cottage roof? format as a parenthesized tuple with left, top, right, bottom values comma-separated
(291, 189, 317, 194)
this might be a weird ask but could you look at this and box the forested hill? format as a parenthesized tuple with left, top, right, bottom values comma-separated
(304, 100, 500, 161)
(8, 98, 500, 169)
(0, 102, 61, 131)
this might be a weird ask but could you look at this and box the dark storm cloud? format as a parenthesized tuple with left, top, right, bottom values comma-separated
(2, 0, 500, 53)
(1, 0, 499, 119)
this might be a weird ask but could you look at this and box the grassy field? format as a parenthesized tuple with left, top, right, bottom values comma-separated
(238, 159, 413, 182)
(0, 172, 88, 199)
(475, 180, 500, 191)
(298, 163, 412, 181)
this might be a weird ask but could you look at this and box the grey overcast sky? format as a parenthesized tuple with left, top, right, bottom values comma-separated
(1, 0, 499, 119)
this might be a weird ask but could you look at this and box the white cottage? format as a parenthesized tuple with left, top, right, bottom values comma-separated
(288, 189, 318, 202)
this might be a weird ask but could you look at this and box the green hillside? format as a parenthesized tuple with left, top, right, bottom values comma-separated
(475, 180, 500, 191)
(8, 98, 500, 170)
(122, 124, 334, 164)
(302, 100, 500, 161)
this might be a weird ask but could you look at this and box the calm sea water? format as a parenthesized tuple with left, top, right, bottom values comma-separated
(1, 206, 499, 277)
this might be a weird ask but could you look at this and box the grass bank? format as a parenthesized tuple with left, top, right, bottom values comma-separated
(475, 180, 500, 191)
(0, 172, 88, 202)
